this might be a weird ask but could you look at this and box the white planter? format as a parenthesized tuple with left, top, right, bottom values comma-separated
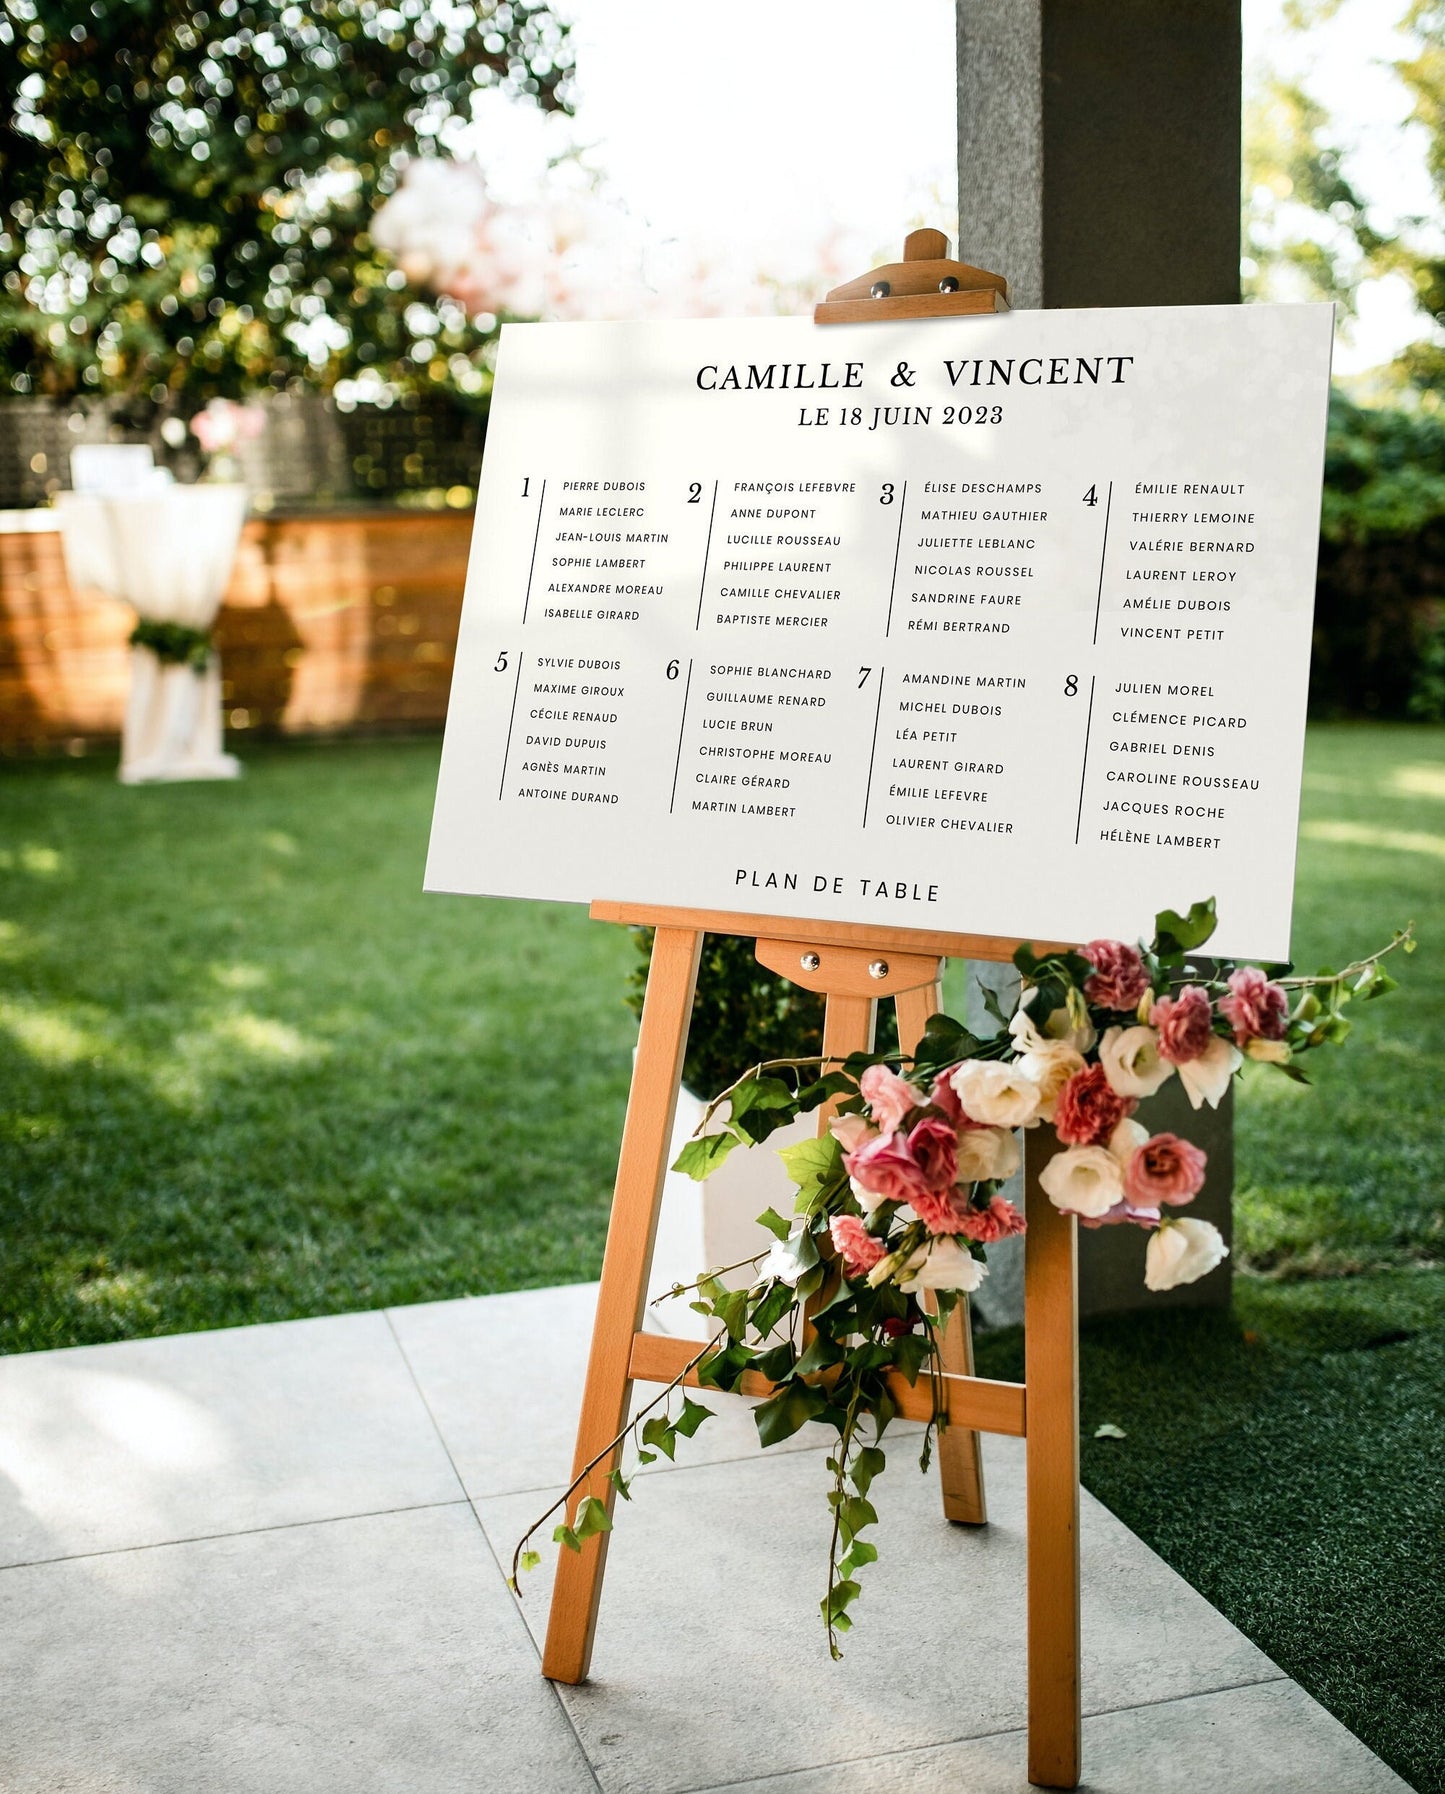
(644, 1087, 814, 1342)
(56, 485, 249, 783)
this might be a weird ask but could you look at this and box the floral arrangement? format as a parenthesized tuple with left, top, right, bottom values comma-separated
(514, 898, 1411, 1653)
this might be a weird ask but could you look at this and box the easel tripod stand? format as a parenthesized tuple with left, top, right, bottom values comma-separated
(540, 235, 1085, 1792)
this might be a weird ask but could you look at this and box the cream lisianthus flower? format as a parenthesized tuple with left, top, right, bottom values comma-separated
(1144, 1217, 1229, 1289)
(1176, 1034, 1242, 1109)
(897, 1236, 989, 1293)
(1098, 1024, 1174, 1098)
(1243, 1037, 1291, 1065)
(949, 1059, 1043, 1128)
(956, 1124, 1020, 1184)
(1044, 1001, 1097, 1054)
(1016, 1039, 1088, 1123)
(1106, 1116, 1149, 1166)
(1037, 1144, 1123, 1218)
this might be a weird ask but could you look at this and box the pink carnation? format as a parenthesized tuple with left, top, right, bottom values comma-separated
(858, 1063, 925, 1134)
(1122, 1132, 1207, 1208)
(830, 1214, 886, 1278)
(906, 1115, 958, 1192)
(1082, 939, 1151, 1011)
(910, 1183, 971, 1235)
(844, 1130, 930, 1208)
(1218, 966, 1289, 1045)
(953, 1194, 1028, 1244)
(1054, 1063, 1136, 1147)
(1152, 985, 1215, 1065)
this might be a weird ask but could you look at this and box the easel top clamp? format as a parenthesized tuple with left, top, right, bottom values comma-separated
(551, 234, 1085, 1791)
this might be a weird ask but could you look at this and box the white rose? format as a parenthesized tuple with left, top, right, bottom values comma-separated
(1144, 1217, 1229, 1290)
(1098, 1025, 1174, 1098)
(898, 1236, 989, 1293)
(956, 1125, 1020, 1184)
(1176, 1035, 1242, 1109)
(1244, 1037, 1291, 1065)
(1037, 1144, 1123, 1218)
(763, 1224, 813, 1287)
(1106, 1116, 1149, 1166)
(949, 1059, 1043, 1129)
(830, 1112, 875, 1153)
(1016, 1040, 1087, 1123)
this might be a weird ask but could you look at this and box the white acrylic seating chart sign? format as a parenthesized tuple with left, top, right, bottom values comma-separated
(426, 304, 1333, 959)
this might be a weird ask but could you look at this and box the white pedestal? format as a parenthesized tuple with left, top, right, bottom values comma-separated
(645, 1091, 813, 1342)
(56, 485, 249, 784)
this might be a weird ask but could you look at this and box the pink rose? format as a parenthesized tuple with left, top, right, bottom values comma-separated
(929, 1071, 966, 1124)
(1151, 985, 1215, 1065)
(858, 1063, 926, 1134)
(830, 1214, 886, 1278)
(1218, 966, 1289, 1045)
(1082, 939, 1151, 1011)
(844, 1130, 931, 1208)
(953, 1194, 1028, 1244)
(1122, 1132, 1208, 1207)
(1054, 1063, 1136, 1147)
(906, 1115, 958, 1192)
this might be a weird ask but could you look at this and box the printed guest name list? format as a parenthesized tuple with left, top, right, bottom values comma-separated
(426, 304, 1333, 960)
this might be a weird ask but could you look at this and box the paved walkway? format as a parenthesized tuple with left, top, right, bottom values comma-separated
(0, 1285, 1410, 1793)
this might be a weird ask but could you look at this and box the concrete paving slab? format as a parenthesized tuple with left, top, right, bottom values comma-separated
(698, 1679, 1413, 1793)
(0, 1503, 599, 1794)
(388, 1284, 872, 1500)
(0, 1311, 462, 1565)
(479, 1435, 1283, 1794)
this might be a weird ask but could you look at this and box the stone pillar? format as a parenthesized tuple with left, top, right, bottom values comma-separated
(956, 1, 1242, 1321)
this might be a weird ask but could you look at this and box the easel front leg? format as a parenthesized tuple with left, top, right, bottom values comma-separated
(541, 925, 703, 1685)
(895, 982, 987, 1525)
(1024, 1153, 1081, 1789)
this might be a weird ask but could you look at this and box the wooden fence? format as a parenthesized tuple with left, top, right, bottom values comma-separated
(0, 508, 472, 752)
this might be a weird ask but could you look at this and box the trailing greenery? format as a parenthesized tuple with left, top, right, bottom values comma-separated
(0, 0, 572, 415)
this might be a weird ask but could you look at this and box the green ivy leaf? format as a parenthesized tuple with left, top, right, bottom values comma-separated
(838, 1494, 878, 1541)
(850, 1445, 887, 1497)
(794, 1070, 855, 1112)
(777, 1133, 845, 1213)
(1153, 897, 1218, 958)
(519, 1549, 542, 1573)
(552, 1524, 581, 1552)
(730, 1074, 798, 1120)
(756, 1206, 793, 1241)
(672, 1131, 742, 1180)
(749, 1280, 796, 1340)
(640, 1415, 677, 1461)
(608, 1468, 632, 1501)
(675, 1397, 713, 1438)
(573, 1496, 612, 1541)
(839, 1540, 879, 1576)
(754, 1380, 828, 1447)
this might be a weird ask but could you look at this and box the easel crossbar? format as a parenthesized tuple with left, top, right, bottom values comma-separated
(628, 1329, 1027, 1437)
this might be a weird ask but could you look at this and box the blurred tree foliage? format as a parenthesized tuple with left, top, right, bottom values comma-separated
(1313, 391, 1445, 717)
(0, 0, 573, 419)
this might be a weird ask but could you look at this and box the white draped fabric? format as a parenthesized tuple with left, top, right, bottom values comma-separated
(57, 485, 249, 783)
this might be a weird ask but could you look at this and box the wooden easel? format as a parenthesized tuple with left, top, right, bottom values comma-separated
(541, 236, 1083, 1792)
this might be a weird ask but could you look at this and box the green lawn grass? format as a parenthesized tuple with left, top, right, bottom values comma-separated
(2, 724, 1442, 1789)
(0, 739, 638, 1351)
